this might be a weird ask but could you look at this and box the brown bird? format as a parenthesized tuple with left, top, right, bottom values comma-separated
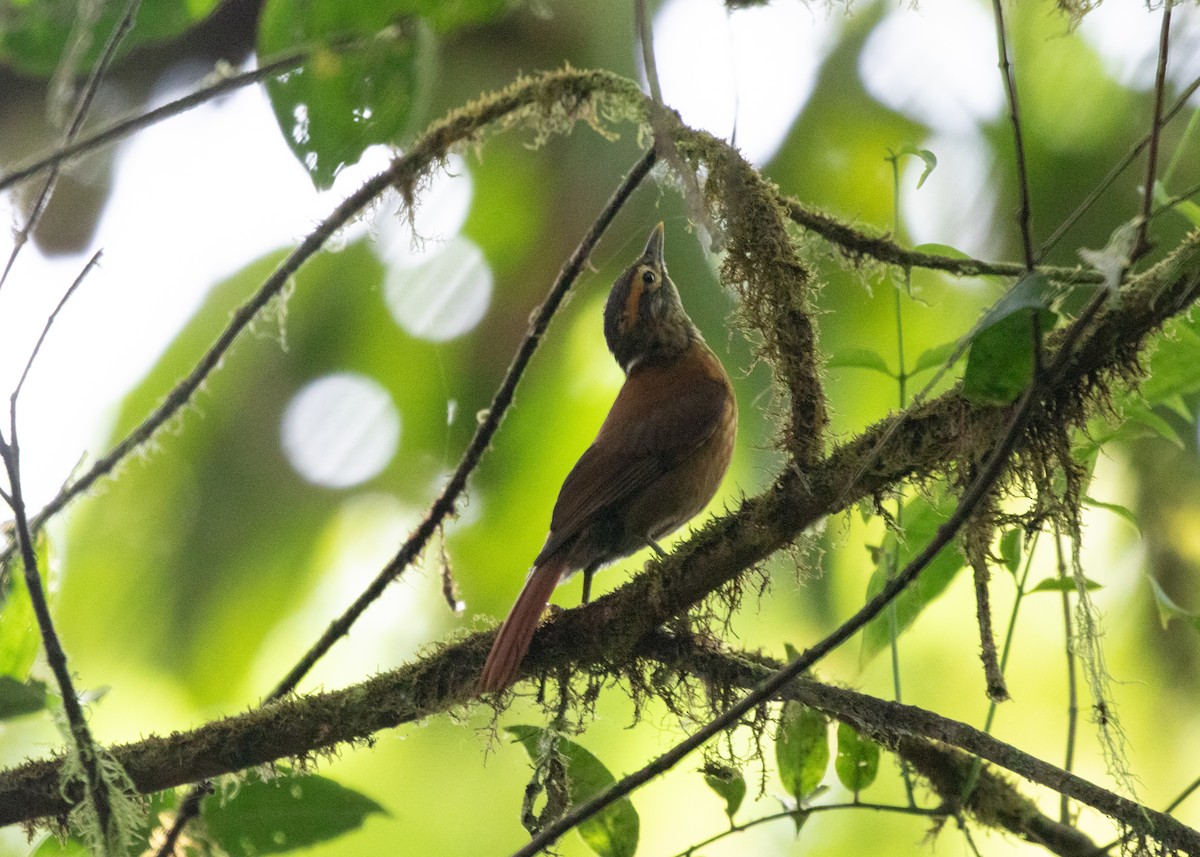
(478, 223, 737, 692)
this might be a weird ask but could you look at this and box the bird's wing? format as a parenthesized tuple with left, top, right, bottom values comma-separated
(537, 357, 730, 562)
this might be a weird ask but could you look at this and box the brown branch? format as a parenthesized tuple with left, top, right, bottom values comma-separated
(782, 197, 1100, 283)
(1, 228, 1198, 830)
(639, 634, 1106, 857)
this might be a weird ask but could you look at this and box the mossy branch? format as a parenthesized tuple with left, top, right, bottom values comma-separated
(1, 230, 1198, 831)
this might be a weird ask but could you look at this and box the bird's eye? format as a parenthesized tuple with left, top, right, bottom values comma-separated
(642, 271, 656, 286)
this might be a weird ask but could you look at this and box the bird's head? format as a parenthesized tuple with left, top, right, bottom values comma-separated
(604, 223, 699, 373)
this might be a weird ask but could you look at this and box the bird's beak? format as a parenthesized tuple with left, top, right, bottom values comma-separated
(643, 222, 665, 266)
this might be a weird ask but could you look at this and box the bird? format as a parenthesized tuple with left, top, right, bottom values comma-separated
(477, 222, 738, 693)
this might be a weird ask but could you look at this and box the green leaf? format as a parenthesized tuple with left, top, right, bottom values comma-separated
(911, 340, 962, 376)
(999, 528, 1022, 577)
(775, 702, 829, 804)
(861, 491, 967, 663)
(1141, 318, 1200, 404)
(1154, 180, 1200, 229)
(258, 5, 433, 190)
(826, 347, 893, 376)
(0, 0, 220, 77)
(0, 533, 51, 681)
(962, 274, 1057, 405)
(508, 726, 639, 857)
(894, 144, 938, 189)
(834, 723, 880, 793)
(1082, 497, 1140, 533)
(1125, 406, 1187, 448)
(1028, 576, 1102, 594)
(701, 763, 745, 822)
(0, 676, 47, 721)
(1146, 576, 1200, 633)
(30, 835, 90, 856)
(204, 773, 387, 856)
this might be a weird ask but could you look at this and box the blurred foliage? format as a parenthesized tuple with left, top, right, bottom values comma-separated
(0, 0, 220, 77)
(1, 0, 1200, 856)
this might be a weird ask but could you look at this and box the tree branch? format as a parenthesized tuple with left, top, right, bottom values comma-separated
(638, 633, 1107, 857)
(781, 197, 1100, 283)
(2, 228, 1198, 828)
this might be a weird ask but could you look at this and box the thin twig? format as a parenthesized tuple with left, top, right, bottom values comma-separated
(0, 432, 114, 844)
(0, 50, 314, 195)
(990, 0, 1035, 270)
(154, 149, 659, 856)
(12, 251, 103, 405)
(1040, 73, 1200, 258)
(0, 0, 140, 295)
(271, 147, 656, 698)
(781, 197, 1099, 283)
(1134, 1, 1173, 262)
(970, 557, 1008, 703)
(506, 281, 1115, 857)
(672, 802, 944, 857)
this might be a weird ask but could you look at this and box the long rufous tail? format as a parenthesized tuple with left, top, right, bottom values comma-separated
(478, 558, 566, 693)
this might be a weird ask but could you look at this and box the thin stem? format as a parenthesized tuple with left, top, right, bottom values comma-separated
(1165, 775, 1200, 814)
(12, 251, 103, 405)
(674, 802, 943, 857)
(1134, 1, 1173, 261)
(886, 148, 914, 806)
(990, 0, 1035, 270)
(0, 430, 113, 845)
(155, 149, 659, 856)
(1054, 527, 1078, 825)
(782, 198, 1097, 283)
(634, 0, 710, 239)
(0, 0, 140, 296)
(983, 530, 1039, 734)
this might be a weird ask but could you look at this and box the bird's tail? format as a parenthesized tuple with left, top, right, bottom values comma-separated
(478, 558, 566, 693)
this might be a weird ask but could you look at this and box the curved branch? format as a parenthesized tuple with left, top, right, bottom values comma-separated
(2, 230, 1198, 829)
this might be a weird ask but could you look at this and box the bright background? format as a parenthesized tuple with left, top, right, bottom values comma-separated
(1, 0, 1200, 855)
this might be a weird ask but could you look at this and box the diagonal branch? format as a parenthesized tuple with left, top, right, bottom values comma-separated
(2, 229, 1199, 829)
(155, 147, 661, 857)
(635, 633, 1162, 857)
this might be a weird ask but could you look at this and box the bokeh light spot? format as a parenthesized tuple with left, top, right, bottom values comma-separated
(383, 236, 492, 341)
(281, 373, 400, 488)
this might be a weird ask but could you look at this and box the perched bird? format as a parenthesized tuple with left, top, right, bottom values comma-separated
(478, 222, 737, 692)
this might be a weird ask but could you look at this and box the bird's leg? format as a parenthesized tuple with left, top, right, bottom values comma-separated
(647, 539, 667, 558)
(581, 562, 599, 604)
